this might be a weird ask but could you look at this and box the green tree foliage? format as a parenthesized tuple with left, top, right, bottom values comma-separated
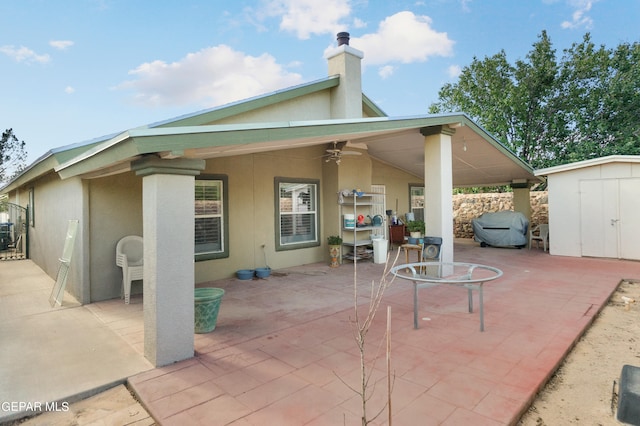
(0, 128, 28, 184)
(429, 31, 640, 168)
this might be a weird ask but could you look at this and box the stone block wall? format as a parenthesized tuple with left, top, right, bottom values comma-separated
(453, 191, 548, 238)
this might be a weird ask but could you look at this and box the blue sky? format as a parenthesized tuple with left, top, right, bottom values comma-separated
(1, 0, 638, 164)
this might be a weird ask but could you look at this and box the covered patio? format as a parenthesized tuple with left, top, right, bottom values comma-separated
(84, 240, 639, 425)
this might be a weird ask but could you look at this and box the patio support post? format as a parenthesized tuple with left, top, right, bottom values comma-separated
(512, 184, 532, 224)
(132, 156, 205, 367)
(421, 126, 455, 264)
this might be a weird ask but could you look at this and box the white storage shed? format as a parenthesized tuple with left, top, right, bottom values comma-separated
(535, 155, 640, 260)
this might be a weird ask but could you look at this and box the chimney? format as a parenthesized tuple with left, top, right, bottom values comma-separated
(337, 32, 350, 46)
(326, 32, 363, 119)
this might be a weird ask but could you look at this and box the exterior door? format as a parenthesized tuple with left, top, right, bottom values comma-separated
(370, 185, 386, 239)
(580, 178, 640, 260)
(580, 179, 618, 258)
(619, 178, 640, 260)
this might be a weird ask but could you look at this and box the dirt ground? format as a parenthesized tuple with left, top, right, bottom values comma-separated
(518, 280, 640, 426)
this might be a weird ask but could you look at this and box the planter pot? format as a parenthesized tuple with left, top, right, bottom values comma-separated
(410, 231, 422, 238)
(329, 245, 341, 267)
(194, 288, 225, 333)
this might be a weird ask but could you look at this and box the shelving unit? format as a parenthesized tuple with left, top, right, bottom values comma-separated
(339, 191, 385, 262)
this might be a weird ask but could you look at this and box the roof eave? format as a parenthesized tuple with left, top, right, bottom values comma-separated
(55, 113, 535, 181)
(535, 155, 640, 176)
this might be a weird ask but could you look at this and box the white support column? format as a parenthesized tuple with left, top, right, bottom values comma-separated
(421, 126, 455, 264)
(132, 156, 205, 367)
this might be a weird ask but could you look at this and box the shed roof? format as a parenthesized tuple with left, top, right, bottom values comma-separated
(535, 155, 640, 176)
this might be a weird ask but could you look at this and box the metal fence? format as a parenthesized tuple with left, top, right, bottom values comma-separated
(0, 201, 28, 260)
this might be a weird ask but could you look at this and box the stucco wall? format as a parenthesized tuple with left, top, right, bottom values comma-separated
(453, 191, 548, 238)
(213, 91, 333, 125)
(371, 158, 417, 218)
(88, 173, 143, 301)
(195, 145, 329, 283)
(17, 173, 88, 302)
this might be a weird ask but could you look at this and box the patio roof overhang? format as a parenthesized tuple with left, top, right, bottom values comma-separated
(54, 113, 539, 187)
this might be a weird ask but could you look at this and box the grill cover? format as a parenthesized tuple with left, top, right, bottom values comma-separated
(472, 211, 529, 247)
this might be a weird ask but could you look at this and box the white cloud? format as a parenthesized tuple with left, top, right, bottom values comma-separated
(263, 0, 351, 39)
(378, 65, 395, 79)
(116, 44, 304, 108)
(0, 45, 50, 64)
(448, 64, 461, 78)
(64, 86, 75, 94)
(347, 11, 454, 66)
(461, 0, 472, 13)
(50, 40, 74, 50)
(561, 0, 596, 29)
(352, 17, 366, 29)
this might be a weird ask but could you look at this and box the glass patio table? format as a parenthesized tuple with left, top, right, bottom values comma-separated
(390, 262, 503, 332)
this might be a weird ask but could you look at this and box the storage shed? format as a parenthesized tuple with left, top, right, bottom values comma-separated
(535, 155, 640, 260)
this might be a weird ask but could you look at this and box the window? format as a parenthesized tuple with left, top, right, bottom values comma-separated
(195, 175, 228, 261)
(275, 178, 319, 250)
(28, 188, 34, 227)
(409, 184, 425, 221)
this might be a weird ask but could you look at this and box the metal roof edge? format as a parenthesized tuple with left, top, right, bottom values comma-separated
(0, 154, 59, 193)
(535, 155, 640, 176)
(54, 131, 133, 173)
(362, 93, 387, 117)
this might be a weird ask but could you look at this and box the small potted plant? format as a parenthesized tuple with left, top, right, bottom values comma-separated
(406, 220, 425, 244)
(327, 235, 343, 267)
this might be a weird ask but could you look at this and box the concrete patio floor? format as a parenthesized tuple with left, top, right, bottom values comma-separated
(2, 239, 639, 425)
(0, 258, 153, 424)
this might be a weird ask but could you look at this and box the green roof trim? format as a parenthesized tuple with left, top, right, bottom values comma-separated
(362, 93, 387, 117)
(55, 113, 533, 180)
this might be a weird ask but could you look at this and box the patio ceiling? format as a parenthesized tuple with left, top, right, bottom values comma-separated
(55, 113, 538, 187)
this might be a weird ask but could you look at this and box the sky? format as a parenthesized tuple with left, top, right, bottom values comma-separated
(1, 0, 638, 164)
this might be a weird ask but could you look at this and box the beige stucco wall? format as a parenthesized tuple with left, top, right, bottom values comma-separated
(195, 145, 328, 283)
(208, 92, 332, 125)
(15, 172, 88, 302)
(88, 173, 143, 301)
(11, 144, 427, 301)
(371, 159, 420, 218)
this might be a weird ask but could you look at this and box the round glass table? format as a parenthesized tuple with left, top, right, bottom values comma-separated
(390, 262, 503, 331)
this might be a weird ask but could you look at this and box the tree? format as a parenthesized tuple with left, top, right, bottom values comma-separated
(555, 35, 640, 162)
(0, 128, 27, 184)
(429, 31, 640, 168)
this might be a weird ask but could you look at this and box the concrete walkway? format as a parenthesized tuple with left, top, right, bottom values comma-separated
(0, 260, 153, 424)
(2, 241, 639, 425)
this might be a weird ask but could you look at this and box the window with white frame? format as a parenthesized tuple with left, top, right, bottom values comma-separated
(409, 184, 425, 221)
(195, 175, 228, 260)
(275, 178, 319, 250)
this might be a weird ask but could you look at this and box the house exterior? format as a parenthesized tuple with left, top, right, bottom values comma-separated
(1, 35, 538, 366)
(535, 155, 640, 260)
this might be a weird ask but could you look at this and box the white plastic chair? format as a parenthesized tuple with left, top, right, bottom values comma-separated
(529, 224, 549, 252)
(116, 235, 143, 304)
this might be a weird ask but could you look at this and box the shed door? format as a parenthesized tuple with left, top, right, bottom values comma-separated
(580, 179, 618, 258)
(580, 178, 640, 260)
(619, 178, 640, 260)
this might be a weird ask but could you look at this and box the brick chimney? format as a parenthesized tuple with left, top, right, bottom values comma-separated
(325, 32, 364, 119)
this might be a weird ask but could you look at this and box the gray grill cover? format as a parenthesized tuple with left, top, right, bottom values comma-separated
(472, 211, 529, 247)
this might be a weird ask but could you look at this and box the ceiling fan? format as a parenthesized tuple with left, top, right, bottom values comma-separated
(322, 141, 362, 165)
